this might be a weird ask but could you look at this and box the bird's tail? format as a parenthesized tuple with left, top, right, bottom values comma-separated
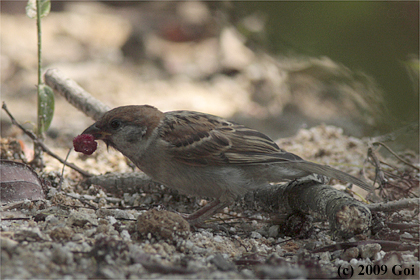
(287, 161, 374, 193)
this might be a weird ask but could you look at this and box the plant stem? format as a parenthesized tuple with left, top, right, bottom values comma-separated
(36, 0, 43, 137)
(33, 0, 44, 167)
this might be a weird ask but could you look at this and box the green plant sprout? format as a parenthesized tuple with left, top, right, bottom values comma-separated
(26, 0, 55, 138)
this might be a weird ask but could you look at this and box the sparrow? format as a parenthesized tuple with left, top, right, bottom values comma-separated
(81, 105, 375, 225)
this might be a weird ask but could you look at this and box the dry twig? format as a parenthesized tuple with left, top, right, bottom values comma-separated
(367, 198, 419, 212)
(2, 102, 92, 177)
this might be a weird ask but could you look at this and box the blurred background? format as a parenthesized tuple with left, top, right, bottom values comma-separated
(1, 1, 419, 151)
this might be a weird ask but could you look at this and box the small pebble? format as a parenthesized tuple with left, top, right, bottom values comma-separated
(213, 235, 224, 243)
(342, 247, 359, 261)
(121, 230, 131, 241)
(359, 243, 381, 259)
(319, 251, 331, 262)
(268, 225, 279, 238)
(401, 232, 413, 239)
(350, 258, 359, 266)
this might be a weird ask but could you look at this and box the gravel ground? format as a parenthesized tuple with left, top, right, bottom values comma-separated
(1, 125, 419, 279)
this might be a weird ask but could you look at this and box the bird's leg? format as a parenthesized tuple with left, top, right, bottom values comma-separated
(182, 199, 232, 226)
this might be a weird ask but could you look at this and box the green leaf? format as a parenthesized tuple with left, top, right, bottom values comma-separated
(38, 84, 55, 134)
(26, 0, 51, 19)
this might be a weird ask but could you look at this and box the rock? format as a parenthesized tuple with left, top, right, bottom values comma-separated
(67, 211, 98, 227)
(51, 244, 74, 265)
(359, 243, 381, 259)
(342, 247, 360, 261)
(14, 227, 50, 242)
(49, 226, 74, 241)
(268, 225, 279, 238)
(209, 253, 236, 271)
(137, 209, 190, 241)
(250, 231, 262, 239)
(0, 237, 18, 252)
(319, 251, 331, 262)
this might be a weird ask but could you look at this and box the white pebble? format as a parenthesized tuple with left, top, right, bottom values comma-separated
(107, 216, 117, 225)
(120, 230, 131, 241)
(213, 235, 224, 243)
(401, 232, 413, 239)
(350, 258, 359, 266)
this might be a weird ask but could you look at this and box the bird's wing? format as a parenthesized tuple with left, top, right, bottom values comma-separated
(159, 111, 375, 193)
(159, 111, 302, 166)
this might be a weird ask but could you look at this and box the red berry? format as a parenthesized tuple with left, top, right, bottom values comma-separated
(73, 134, 97, 155)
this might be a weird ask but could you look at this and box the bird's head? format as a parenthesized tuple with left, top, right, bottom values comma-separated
(81, 105, 164, 156)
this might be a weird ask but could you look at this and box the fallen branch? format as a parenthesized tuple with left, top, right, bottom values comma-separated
(243, 179, 372, 239)
(372, 141, 420, 171)
(312, 240, 416, 253)
(44, 68, 110, 121)
(367, 198, 419, 212)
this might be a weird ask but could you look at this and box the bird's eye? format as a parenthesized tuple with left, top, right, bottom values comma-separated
(110, 119, 122, 130)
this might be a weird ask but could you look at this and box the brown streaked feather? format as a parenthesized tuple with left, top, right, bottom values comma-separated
(159, 111, 302, 166)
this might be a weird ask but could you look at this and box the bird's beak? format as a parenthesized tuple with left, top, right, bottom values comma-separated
(81, 123, 110, 140)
